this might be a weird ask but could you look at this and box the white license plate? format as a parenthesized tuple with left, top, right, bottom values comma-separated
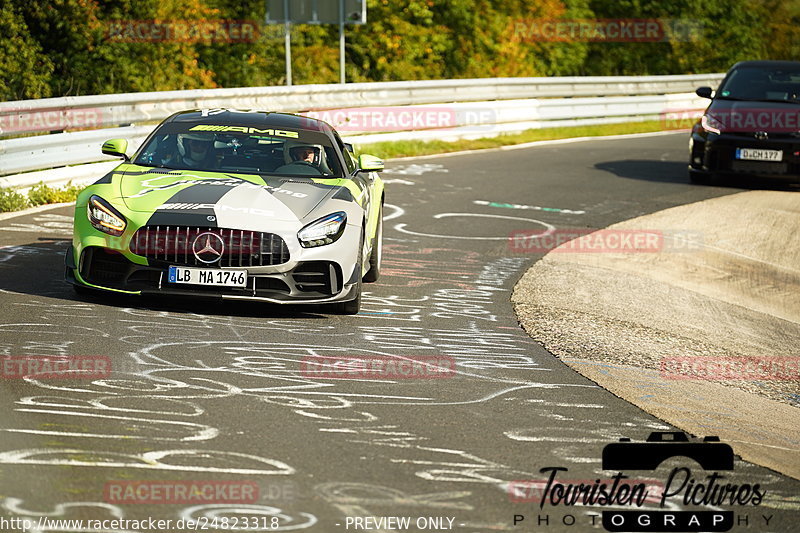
(168, 266, 247, 287)
(735, 148, 783, 161)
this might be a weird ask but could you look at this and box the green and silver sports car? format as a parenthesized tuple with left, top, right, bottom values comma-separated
(65, 109, 385, 314)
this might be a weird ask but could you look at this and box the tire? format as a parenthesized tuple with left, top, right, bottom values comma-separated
(335, 229, 364, 315)
(340, 281, 361, 314)
(363, 203, 382, 283)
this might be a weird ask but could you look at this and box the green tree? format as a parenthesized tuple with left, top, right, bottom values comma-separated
(584, 0, 781, 75)
(196, 0, 287, 87)
(0, 0, 53, 100)
(761, 0, 800, 61)
(15, 0, 218, 96)
(2, 0, 799, 102)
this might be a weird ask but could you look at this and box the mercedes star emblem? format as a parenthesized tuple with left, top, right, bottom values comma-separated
(192, 232, 225, 264)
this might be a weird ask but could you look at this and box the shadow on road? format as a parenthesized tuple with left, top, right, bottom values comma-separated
(0, 238, 331, 319)
(596, 159, 800, 191)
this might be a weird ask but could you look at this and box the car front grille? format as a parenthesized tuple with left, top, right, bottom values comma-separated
(130, 226, 290, 267)
(292, 261, 342, 295)
(80, 248, 130, 286)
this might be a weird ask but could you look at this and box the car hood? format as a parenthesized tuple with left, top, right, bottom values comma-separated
(115, 166, 346, 224)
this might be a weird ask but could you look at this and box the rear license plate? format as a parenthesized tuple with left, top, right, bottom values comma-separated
(735, 148, 783, 161)
(168, 266, 247, 287)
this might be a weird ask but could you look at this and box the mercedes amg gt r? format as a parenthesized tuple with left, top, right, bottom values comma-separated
(65, 109, 385, 314)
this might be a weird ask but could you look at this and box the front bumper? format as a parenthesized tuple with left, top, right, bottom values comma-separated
(66, 223, 362, 304)
(690, 132, 800, 180)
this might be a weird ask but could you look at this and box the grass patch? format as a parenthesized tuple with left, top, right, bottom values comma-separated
(0, 181, 82, 213)
(0, 188, 31, 212)
(28, 181, 84, 206)
(355, 120, 672, 159)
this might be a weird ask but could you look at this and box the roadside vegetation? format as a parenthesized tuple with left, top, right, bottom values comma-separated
(2, 0, 797, 101)
(0, 182, 83, 213)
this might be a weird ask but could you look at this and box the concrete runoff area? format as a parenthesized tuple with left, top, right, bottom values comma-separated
(513, 190, 800, 479)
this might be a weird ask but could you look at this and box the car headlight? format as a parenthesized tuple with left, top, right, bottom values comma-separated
(700, 114, 721, 135)
(298, 212, 347, 248)
(87, 195, 126, 236)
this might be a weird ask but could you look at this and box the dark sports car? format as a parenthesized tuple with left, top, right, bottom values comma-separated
(65, 110, 385, 314)
(689, 60, 800, 184)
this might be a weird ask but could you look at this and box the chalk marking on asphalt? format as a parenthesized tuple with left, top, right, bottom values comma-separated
(382, 163, 448, 175)
(474, 200, 586, 215)
(383, 203, 405, 221)
(525, 399, 606, 408)
(0, 448, 296, 475)
(5, 408, 218, 441)
(395, 213, 555, 240)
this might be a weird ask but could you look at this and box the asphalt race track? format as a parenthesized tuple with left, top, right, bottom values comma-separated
(0, 132, 798, 532)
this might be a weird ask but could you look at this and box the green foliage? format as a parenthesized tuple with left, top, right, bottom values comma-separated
(0, 1, 53, 100)
(0, 187, 30, 212)
(27, 181, 83, 206)
(0, 181, 84, 213)
(12, 0, 218, 96)
(0, 0, 797, 101)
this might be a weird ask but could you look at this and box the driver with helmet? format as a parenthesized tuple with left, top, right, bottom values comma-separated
(176, 132, 216, 168)
(290, 145, 320, 165)
(274, 141, 329, 175)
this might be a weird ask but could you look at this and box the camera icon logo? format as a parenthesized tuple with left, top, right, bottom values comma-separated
(602, 431, 734, 471)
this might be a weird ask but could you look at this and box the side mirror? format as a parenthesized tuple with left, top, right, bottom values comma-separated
(358, 154, 384, 172)
(102, 138, 129, 160)
(695, 86, 713, 99)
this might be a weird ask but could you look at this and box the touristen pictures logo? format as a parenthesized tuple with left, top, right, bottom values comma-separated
(512, 432, 768, 532)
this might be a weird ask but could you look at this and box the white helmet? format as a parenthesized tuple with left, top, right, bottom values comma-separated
(282, 140, 334, 175)
(284, 141, 323, 166)
(177, 132, 215, 162)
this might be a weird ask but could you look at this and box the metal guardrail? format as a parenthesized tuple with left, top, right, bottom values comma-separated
(0, 74, 724, 183)
(0, 74, 724, 136)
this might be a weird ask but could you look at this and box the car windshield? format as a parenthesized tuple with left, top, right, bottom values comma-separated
(134, 124, 343, 177)
(717, 65, 800, 103)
